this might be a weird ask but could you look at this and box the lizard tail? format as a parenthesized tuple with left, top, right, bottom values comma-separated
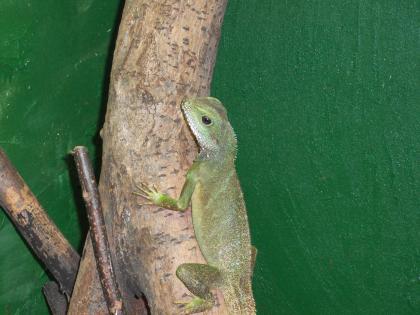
(222, 277, 256, 315)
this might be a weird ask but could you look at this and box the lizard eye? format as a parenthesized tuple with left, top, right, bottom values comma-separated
(201, 116, 212, 125)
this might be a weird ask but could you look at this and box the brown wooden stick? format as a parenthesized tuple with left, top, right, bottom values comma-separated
(0, 147, 80, 295)
(43, 281, 68, 315)
(72, 146, 124, 315)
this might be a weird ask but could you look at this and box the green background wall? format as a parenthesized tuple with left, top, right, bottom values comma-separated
(0, 1, 418, 314)
(0, 1, 121, 313)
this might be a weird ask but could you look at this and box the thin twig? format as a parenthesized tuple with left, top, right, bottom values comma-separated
(0, 147, 80, 297)
(72, 146, 124, 315)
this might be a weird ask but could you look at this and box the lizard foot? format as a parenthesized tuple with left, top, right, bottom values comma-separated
(133, 182, 161, 205)
(174, 296, 214, 315)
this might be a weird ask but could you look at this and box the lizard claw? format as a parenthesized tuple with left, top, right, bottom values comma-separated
(174, 292, 193, 307)
(174, 292, 193, 304)
(132, 190, 148, 199)
(173, 295, 213, 315)
(133, 182, 161, 205)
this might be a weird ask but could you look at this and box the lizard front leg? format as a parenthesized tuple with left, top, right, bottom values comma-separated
(134, 163, 199, 211)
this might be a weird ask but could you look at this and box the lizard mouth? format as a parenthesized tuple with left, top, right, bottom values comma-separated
(181, 101, 199, 139)
(181, 100, 210, 150)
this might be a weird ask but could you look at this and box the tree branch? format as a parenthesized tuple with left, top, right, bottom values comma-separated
(69, 1, 228, 313)
(0, 147, 80, 296)
(43, 281, 68, 315)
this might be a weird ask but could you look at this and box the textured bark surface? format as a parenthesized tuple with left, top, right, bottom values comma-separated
(43, 282, 68, 315)
(69, 0, 228, 314)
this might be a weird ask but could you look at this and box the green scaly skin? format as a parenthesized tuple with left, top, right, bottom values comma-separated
(135, 97, 256, 314)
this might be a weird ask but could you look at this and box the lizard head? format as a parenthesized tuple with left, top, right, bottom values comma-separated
(181, 97, 237, 159)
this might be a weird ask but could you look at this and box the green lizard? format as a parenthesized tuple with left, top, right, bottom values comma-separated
(135, 97, 256, 314)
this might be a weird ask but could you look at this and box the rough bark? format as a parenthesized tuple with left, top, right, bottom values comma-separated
(0, 148, 80, 296)
(69, 0, 228, 314)
(43, 281, 68, 315)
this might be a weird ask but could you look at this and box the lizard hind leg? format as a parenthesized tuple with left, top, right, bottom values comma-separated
(175, 263, 221, 314)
